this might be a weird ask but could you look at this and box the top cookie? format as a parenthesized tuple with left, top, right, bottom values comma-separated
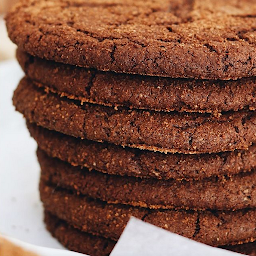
(6, 0, 256, 80)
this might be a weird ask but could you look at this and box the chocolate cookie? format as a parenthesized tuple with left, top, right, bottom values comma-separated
(40, 181, 256, 246)
(6, 0, 256, 80)
(44, 211, 115, 256)
(28, 122, 256, 180)
(14, 78, 256, 154)
(38, 148, 256, 210)
(223, 242, 256, 256)
(17, 50, 256, 113)
(45, 211, 256, 256)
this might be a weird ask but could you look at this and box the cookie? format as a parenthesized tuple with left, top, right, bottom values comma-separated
(40, 180, 256, 246)
(17, 49, 256, 113)
(44, 211, 115, 256)
(6, 0, 256, 80)
(38, 148, 256, 210)
(14, 77, 256, 154)
(223, 242, 256, 256)
(45, 211, 256, 256)
(28, 122, 256, 180)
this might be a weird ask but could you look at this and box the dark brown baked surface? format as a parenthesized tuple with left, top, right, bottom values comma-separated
(6, 0, 256, 80)
(28, 122, 256, 180)
(38, 148, 256, 210)
(45, 210, 256, 256)
(17, 49, 256, 113)
(44, 211, 115, 256)
(223, 242, 256, 256)
(13, 77, 256, 154)
(40, 180, 256, 246)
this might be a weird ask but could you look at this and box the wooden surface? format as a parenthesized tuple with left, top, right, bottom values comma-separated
(0, 0, 18, 61)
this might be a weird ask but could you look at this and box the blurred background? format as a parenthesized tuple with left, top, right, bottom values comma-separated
(0, 0, 18, 61)
(0, 0, 63, 249)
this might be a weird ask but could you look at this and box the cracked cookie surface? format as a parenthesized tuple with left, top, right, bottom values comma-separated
(45, 211, 256, 256)
(6, 0, 256, 79)
(13, 77, 256, 154)
(28, 123, 256, 180)
(18, 50, 256, 113)
(40, 180, 256, 246)
(38, 149, 256, 210)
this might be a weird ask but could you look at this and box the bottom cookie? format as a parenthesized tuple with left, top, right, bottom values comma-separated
(44, 211, 256, 256)
(40, 180, 256, 247)
(44, 211, 115, 256)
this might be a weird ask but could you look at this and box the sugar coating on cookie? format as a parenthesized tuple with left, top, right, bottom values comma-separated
(6, 0, 256, 79)
(38, 148, 256, 210)
(28, 122, 256, 180)
(17, 50, 256, 113)
(13, 78, 256, 154)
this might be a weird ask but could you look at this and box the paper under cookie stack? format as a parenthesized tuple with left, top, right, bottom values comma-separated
(6, 0, 256, 255)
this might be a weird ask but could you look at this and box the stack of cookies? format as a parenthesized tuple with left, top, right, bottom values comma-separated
(6, 0, 256, 255)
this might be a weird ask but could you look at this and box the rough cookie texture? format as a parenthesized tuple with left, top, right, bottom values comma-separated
(38, 149, 256, 210)
(17, 50, 256, 113)
(13, 78, 256, 154)
(28, 123, 256, 180)
(45, 211, 256, 256)
(6, 0, 256, 80)
(44, 211, 115, 256)
(40, 181, 256, 246)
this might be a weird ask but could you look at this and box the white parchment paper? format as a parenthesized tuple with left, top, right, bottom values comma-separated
(111, 217, 244, 256)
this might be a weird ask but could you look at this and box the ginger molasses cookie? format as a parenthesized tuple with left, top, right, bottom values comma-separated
(27, 122, 256, 180)
(40, 181, 256, 246)
(44, 211, 115, 256)
(6, 0, 256, 80)
(44, 211, 256, 256)
(14, 78, 256, 154)
(17, 50, 256, 113)
(38, 148, 256, 210)
(28, 123, 256, 180)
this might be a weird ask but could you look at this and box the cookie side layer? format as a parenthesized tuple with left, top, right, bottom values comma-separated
(13, 78, 256, 154)
(17, 50, 256, 113)
(45, 211, 256, 256)
(223, 242, 256, 255)
(38, 148, 256, 210)
(6, 0, 256, 79)
(40, 181, 256, 246)
(44, 211, 115, 256)
(28, 122, 256, 180)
